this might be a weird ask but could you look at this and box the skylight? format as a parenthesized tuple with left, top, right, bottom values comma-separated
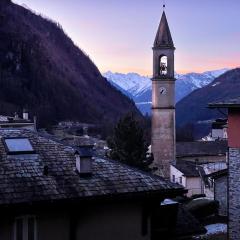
(4, 138, 35, 154)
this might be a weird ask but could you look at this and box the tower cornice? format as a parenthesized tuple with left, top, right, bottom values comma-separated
(152, 46, 176, 50)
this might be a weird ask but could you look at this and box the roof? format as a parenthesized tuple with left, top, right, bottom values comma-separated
(0, 115, 33, 124)
(176, 141, 228, 158)
(173, 161, 200, 177)
(0, 129, 184, 206)
(209, 96, 240, 108)
(212, 119, 228, 129)
(207, 168, 228, 179)
(154, 11, 174, 48)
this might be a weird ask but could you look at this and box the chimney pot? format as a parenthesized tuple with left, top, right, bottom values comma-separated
(75, 145, 93, 176)
(23, 109, 29, 120)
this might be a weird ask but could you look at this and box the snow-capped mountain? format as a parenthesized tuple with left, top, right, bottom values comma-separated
(103, 69, 229, 114)
(104, 71, 151, 99)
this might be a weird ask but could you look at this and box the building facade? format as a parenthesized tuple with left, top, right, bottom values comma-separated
(209, 97, 240, 240)
(151, 10, 176, 178)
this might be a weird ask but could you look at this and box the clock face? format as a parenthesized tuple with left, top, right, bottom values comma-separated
(159, 87, 167, 95)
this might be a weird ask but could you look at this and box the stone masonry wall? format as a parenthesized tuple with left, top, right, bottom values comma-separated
(215, 176, 227, 216)
(229, 148, 240, 240)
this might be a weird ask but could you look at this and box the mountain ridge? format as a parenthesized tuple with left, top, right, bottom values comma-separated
(0, 1, 140, 127)
(104, 69, 229, 114)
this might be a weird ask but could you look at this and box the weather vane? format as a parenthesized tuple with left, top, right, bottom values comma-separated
(163, 0, 166, 9)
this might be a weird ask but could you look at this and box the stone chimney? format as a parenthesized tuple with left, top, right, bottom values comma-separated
(75, 145, 93, 176)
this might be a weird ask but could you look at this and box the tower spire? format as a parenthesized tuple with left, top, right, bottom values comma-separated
(153, 8, 174, 48)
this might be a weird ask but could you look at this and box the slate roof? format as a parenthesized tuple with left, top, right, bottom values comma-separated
(208, 96, 240, 108)
(154, 11, 174, 48)
(0, 129, 184, 206)
(173, 161, 200, 177)
(207, 169, 228, 179)
(176, 141, 228, 158)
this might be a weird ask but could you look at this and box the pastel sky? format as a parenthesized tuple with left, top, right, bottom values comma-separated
(13, 0, 240, 75)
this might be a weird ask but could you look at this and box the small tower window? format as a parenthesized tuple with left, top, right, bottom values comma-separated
(159, 56, 167, 76)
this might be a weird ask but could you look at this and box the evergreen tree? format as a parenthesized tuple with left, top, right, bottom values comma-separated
(107, 114, 153, 171)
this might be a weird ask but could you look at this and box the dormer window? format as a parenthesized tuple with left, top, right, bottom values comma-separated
(4, 138, 35, 155)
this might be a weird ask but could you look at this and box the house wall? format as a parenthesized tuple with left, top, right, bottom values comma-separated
(170, 165, 186, 187)
(212, 129, 225, 139)
(228, 147, 240, 240)
(228, 109, 240, 148)
(170, 165, 202, 197)
(0, 202, 150, 240)
(186, 177, 202, 197)
(214, 176, 227, 216)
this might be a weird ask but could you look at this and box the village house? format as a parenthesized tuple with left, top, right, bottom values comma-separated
(170, 161, 202, 197)
(209, 96, 240, 240)
(0, 128, 208, 240)
(170, 160, 227, 198)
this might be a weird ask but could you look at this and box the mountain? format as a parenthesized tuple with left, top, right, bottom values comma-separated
(0, 1, 140, 127)
(176, 68, 240, 138)
(104, 69, 228, 115)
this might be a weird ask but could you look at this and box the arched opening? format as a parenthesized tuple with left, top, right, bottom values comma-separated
(159, 56, 167, 76)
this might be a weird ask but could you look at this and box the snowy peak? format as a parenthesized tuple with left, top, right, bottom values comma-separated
(103, 69, 229, 114)
(104, 71, 151, 96)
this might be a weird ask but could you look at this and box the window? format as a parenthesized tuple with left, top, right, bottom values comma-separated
(172, 175, 175, 183)
(159, 56, 167, 75)
(14, 216, 37, 240)
(4, 138, 35, 154)
(179, 177, 182, 184)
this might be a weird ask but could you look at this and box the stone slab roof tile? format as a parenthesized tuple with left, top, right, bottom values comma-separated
(0, 129, 184, 206)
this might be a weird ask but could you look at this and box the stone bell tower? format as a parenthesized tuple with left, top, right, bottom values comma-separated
(151, 9, 176, 178)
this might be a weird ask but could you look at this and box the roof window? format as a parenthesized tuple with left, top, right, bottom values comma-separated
(4, 138, 35, 154)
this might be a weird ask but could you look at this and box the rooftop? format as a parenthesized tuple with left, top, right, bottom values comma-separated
(0, 129, 184, 206)
(208, 96, 240, 108)
(176, 141, 228, 158)
(173, 161, 200, 177)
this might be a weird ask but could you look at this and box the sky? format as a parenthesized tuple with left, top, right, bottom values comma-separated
(13, 0, 240, 75)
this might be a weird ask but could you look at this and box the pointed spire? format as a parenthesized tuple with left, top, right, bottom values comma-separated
(154, 11, 174, 48)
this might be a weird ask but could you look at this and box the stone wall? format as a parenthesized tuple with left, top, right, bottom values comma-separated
(214, 176, 227, 216)
(228, 147, 240, 240)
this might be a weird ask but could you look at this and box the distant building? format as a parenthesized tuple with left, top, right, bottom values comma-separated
(0, 129, 207, 240)
(170, 161, 202, 197)
(211, 119, 228, 140)
(0, 110, 36, 130)
(209, 96, 240, 240)
(176, 141, 228, 163)
(170, 160, 227, 198)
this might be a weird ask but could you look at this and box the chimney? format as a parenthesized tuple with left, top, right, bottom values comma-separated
(23, 108, 29, 120)
(83, 126, 89, 137)
(75, 145, 93, 176)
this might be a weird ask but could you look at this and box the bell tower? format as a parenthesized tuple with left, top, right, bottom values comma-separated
(151, 9, 176, 178)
